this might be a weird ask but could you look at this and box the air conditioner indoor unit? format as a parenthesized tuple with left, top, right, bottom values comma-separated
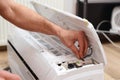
(7, 1, 107, 80)
(110, 6, 120, 34)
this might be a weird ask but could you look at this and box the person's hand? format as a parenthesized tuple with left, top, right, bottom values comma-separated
(0, 70, 21, 80)
(59, 29, 88, 59)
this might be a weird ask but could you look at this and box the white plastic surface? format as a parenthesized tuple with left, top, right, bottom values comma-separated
(31, 1, 107, 65)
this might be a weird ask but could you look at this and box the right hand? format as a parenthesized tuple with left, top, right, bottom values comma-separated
(58, 29, 88, 59)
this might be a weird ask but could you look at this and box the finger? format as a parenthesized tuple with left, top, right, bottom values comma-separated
(0, 77, 4, 80)
(70, 44, 79, 59)
(0, 70, 12, 78)
(83, 33, 88, 57)
(0, 71, 21, 80)
(78, 31, 84, 58)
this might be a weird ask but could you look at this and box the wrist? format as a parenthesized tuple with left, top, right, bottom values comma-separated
(55, 26, 64, 38)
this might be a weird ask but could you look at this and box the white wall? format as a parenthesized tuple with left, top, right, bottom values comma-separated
(35, 0, 77, 14)
(64, 0, 77, 15)
(36, 0, 64, 11)
(0, 17, 8, 46)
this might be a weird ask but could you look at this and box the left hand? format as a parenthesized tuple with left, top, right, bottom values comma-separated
(0, 70, 21, 80)
(58, 29, 88, 59)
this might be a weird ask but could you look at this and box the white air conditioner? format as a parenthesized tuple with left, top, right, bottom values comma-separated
(110, 6, 120, 34)
(7, 1, 107, 80)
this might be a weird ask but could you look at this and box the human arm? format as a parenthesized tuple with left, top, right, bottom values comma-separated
(0, 0, 88, 59)
(0, 0, 62, 36)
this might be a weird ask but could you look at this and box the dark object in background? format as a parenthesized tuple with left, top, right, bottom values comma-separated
(98, 33, 120, 43)
(77, 0, 120, 30)
(0, 46, 7, 51)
